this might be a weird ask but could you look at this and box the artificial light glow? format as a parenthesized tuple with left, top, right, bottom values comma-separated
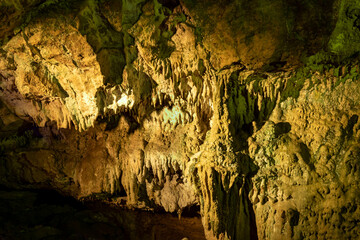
(117, 92, 135, 108)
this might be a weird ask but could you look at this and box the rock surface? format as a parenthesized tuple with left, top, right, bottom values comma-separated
(0, 188, 205, 240)
(0, 0, 360, 239)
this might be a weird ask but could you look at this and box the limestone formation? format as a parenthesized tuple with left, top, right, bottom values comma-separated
(0, 0, 360, 239)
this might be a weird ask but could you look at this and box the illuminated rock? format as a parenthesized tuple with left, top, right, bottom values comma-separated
(0, 0, 360, 240)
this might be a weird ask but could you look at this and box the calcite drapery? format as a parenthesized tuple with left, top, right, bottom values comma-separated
(1, 0, 360, 239)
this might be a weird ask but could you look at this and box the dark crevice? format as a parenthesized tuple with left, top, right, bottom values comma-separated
(116, 174, 127, 198)
(274, 122, 291, 136)
(158, 0, 180, 10)
(245, 180, 259, 240)
(103, 114, 121, 131)
(34, 188, 85, 209)
(172, 204, 201, 218)
(345, 114, 358, 139)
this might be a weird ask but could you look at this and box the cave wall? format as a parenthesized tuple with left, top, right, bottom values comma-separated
(1, 0, 360, 239)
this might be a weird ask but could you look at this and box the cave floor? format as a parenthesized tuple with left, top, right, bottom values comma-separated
(0, 188, 205, 240)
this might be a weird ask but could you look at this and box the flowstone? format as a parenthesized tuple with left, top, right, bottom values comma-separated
(0, 0, 360, 239)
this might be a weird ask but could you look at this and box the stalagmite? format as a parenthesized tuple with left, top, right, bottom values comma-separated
(1, 0, 360, 239)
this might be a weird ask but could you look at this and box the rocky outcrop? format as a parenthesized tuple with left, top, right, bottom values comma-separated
(1, 0, 360, 239)
(248, 68, 360, 239)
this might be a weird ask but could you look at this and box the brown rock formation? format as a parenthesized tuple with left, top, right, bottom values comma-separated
(0, 0, 360, 239)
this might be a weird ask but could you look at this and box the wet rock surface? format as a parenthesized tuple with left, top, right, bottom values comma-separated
(0, 0, 360, 239)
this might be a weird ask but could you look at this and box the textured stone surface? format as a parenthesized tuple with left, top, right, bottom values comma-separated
(0, 0, 360, 239)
